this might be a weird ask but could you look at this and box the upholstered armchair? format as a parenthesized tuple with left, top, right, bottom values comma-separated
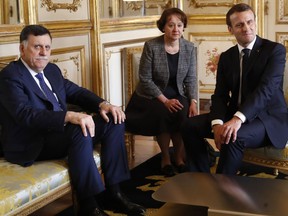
(123, 46, 144, 159)
(243, 71, 288, 175)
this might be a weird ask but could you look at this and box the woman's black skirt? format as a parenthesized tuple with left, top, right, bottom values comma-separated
(125, 93, 189, 136)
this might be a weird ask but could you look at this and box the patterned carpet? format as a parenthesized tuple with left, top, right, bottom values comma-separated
(58, 151, 288, 215)
(102, 153, 167, 215)
(57, 153, 167, 216)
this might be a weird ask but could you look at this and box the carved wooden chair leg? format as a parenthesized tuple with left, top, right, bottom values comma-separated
(125, 133, 136, 160)
(131, 134, 135, 158)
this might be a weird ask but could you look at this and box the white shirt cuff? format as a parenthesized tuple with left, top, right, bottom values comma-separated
(234, 111, 246, 123)
(211, 119, 223, 127)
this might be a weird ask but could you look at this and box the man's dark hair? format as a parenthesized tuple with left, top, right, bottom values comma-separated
(20, 25, 52, 43)
(157, 7, 187, 33)
(226, 3, 256, 27)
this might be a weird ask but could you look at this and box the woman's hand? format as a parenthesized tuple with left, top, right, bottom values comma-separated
(164, 99, 184, 113)
(188, 102, 198, 117)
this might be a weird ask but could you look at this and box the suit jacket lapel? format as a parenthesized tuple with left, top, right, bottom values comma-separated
(249, 36, 262, 66)
(157, 36, 169, 80)
(232, 45, 241, 89)
(16, 60, 48, 101)
(243, 36, 262, 79)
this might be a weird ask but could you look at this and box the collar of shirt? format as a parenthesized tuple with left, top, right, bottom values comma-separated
(237, 36, 257, 55)
(20, 58, 53, 90)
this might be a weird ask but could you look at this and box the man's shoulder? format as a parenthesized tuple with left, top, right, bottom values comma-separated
(45, 62, 61, 70)
(0, 60, 21, 77)
(257, 36, 285, 50)
(220, 45, 237, 58)
(1, 60, 18, 71)
(44, 62, 63, 76)
(253, 37, 286, 59)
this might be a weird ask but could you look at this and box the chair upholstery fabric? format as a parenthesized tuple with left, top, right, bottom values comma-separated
(0, 152, 100, 215)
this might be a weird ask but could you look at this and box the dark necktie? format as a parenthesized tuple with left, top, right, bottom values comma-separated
(242, 48, 250, 76)
(35, 73, 62, 111)
(240, 48, 250, 103)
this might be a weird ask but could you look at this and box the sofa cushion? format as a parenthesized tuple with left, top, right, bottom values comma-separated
(0, 151, 100, 215)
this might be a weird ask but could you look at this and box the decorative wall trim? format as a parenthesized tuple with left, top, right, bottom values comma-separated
(0, 55, 19, 69)
(99, 0, 183, 31)
(187, 0, 265, 38)
(188, 0, 240, 8)
(189, 32, 236, 96)
(101, 40, 147, 106)
(100, 16, 158, 33)
(0, 0, 35, 43)
(40, 21, 92, 34)
(276, 32, 288, 103)
(276, 0, 288, 24)
(276, 32, 288, 45)
(51, 46, 86, 87)
(103, 50, 113, 103)
(41, 0, 82, 12)
(125, 0, 171, 11)
(188, 14, 227, 24)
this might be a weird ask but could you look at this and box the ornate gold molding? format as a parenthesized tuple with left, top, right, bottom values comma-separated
(100, 16, 158, 33)
(187, 0, 265, 38)
(124, 46, 143, 101)
(276, 32, 288, 104)
(188, 0, 240, 8)
(0, 55, 19, 70)
(277, 0, 288, 24)
(275, 32, 288, 45)
(51, 46, 86, 87)
(125, 0, 172, 11)
(264, 0, 269, 15)
(40, 0, 82, 12)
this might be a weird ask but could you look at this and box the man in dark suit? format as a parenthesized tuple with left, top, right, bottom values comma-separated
(181, 3, 288, 174)
(0, 25, 145, 216)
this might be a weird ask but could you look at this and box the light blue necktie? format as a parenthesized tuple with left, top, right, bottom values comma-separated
(35, 73, 62, 111)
